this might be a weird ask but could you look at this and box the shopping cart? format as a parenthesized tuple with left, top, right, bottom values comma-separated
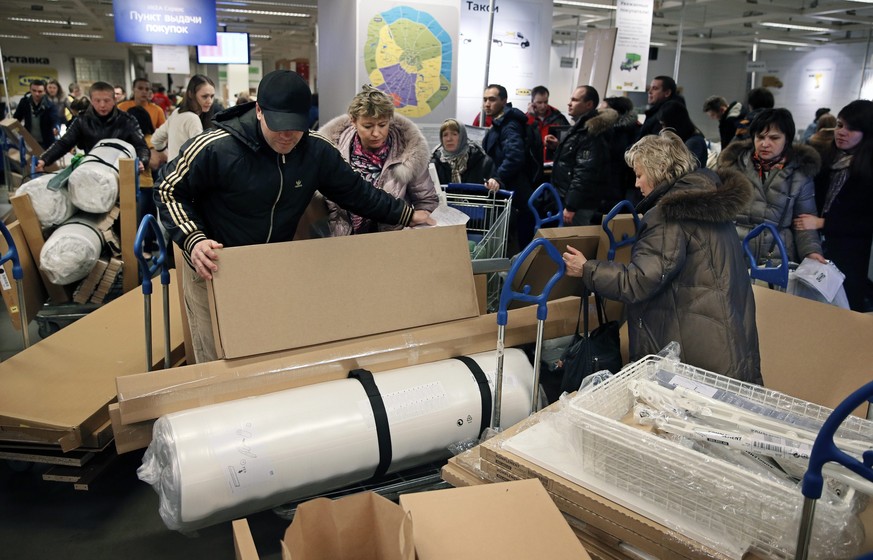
(444, 183, 513, 311)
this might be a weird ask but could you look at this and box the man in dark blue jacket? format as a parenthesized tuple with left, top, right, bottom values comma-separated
(13, 79, 57, 151)
(481, 83, 535, 250)
(155, 70, 433, 362)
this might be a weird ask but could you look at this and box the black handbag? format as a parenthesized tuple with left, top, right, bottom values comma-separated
(558, 290, 623, 394)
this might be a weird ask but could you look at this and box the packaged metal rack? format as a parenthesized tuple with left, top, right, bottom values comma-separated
(443, 183, 513, 311)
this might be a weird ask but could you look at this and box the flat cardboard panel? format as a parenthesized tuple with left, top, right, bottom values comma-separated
(118, 159, 139, 295)
(10, 193, 69, 304)
(754, 284, 873, 414)
(0, 220, 45, 331)
(232, 519, 261, 560)
(399, 479, 591, 560)
(207, 225, 480, 359)
(0, 275, 185, 450)
(115, 297, 582, 427)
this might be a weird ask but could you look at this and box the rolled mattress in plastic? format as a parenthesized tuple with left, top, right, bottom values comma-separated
(15, 174, 75, 228)
(68, 138, 135, 213)
(39, 221, 103, 285)
(138, 349, 534, 531)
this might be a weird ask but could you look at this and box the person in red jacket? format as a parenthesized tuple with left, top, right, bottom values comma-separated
(526, 85, 569, 162)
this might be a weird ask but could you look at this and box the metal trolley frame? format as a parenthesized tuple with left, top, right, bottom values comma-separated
(443, 183, 513, 311)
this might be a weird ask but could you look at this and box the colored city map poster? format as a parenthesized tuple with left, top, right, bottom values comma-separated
(361, 3, 456, 120)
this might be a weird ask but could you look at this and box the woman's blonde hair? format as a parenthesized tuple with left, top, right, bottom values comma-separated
(625, 130, 697, 188)
(348, 84, 394, 120)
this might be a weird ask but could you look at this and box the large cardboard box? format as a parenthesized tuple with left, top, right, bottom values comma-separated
(0, 277, 186, 451)
(232, 480, 590, 560)
(207, 225, 479, 359)
(753, 284, 873, 414)
(114, 297, 582, 430)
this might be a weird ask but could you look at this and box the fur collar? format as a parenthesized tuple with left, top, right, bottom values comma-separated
(646, 168, 752, 223)
(718, 140, 821, 177)
(319, 112, 431, 183)
(581, 107, 618, 137)
(614, 110, 639, 130)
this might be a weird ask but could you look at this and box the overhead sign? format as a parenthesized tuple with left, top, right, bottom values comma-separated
(113, 0, 217, 46)
(152, 45, 191, 74)
(746, 60, 768, 73)
(608, 0, 654, 93)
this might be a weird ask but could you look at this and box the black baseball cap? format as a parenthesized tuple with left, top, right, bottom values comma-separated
(257, 70, 311, 131)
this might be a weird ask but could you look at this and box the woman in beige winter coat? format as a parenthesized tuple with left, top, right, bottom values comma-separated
(319, 85, 438, 235)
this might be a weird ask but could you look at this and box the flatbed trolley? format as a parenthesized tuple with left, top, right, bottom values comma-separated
(444, 183, 513, 311)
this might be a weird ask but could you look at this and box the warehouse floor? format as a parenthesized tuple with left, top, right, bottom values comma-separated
(0, 302, 290, 559)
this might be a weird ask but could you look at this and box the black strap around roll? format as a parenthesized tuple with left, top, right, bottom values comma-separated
(348, 368, 392, 481)
(453, 356, 492, 437)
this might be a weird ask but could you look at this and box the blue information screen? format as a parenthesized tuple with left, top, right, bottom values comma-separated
(113, 0, 217, 46)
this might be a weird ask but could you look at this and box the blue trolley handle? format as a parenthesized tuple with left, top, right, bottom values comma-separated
(528, 182, 564, 233)
(0, 221, 29, 348)
(743, 222, 789, 289)
(134, 215, 171, 371)
(492, 238, 566, 429)
(602, 200, 641, 262)
(795, 380, 873, 560)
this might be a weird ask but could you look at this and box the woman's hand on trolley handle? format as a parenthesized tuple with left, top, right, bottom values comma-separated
(563, 245, 588, 277)
(485, 178, 501, 192)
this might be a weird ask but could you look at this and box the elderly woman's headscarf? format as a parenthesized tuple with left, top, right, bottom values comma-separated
(438, 119, 471, 183)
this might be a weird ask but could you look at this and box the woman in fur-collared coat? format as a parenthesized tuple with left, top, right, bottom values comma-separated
(319, 85, 438, 236)
(717, 108, 824, 265)
(563, 131, 762, 384)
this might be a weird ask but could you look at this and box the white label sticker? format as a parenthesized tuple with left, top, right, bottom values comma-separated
(0, 267, 11, 291)
(382, 381, 448, 423)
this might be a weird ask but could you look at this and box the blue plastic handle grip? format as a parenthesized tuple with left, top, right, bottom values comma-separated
(0, 221, 23, 281)
(497, 238, 566, 325)
(602, 200, 641, 261)
(445, 182, 513, 199)
(528, 182, 564, 232)
(134, 215, 170, 295)
(743, 222, 789, 288)
(801, 379, 873, 500)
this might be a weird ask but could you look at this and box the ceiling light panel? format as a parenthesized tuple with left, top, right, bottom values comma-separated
(217, 8, 310, 17)
(759, 38, 813, 47)
(8, 17, 88, 26)
(41, 32, 104, 39)
(760, 22, 830, 32)
(555, 1, 617, 10)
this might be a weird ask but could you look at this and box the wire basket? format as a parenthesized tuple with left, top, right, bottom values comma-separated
(564, 355, 871, 560)
(444, 184, 512, 311)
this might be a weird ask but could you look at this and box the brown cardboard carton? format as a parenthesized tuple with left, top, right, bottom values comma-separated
(0, 275, 185, 450)
(233, 519, 260, 560)
(114, 297, 582, 429)
(206, 225, 479, 359)
(281, 492, 414, 560)
(399, 479, 591, 560)
(753, 284, 873, 414)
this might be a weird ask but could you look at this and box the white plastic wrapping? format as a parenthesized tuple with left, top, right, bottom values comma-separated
(15, 174, 75, 228)
(138, 349, 534, 532)
(68, 138, 135, 213)
(39, 222, 102, 285)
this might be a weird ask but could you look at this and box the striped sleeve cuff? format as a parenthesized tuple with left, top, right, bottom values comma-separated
(399, 203, 414, 227)
(183, 231, 207, 257)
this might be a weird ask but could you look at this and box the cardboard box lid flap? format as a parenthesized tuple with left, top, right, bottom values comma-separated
(399, 479, 591, 560)
(208, 225, 479, 359)
(283, 493, 414, 560)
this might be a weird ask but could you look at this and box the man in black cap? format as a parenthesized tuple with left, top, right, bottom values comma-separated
(155, 70, 434, 363)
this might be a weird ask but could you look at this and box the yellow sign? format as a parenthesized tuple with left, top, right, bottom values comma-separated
(8, 66, 59, 96)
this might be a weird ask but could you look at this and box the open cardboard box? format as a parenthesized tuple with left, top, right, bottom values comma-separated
(232, 479, 590, 560)
(207, 225, 480, 359)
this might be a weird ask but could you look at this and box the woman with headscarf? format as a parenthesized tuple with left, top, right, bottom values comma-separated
(717, 107, 824, 266)
(431, 118, 498, 189)
(796, 100, 873, 312)
(562, 131, 761, 383)
(319, 85, 438, 235)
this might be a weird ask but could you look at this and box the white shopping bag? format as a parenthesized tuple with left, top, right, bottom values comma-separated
(788, 258, 850, 309)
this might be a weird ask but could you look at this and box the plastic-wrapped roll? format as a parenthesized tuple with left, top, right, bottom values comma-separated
(138, 349, 534, 532)
(68, 138, 135, 213)
(39, 221, 103, 285)
(15, 174, 75, 228)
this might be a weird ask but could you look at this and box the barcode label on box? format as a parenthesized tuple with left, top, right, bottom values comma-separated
(0, 268, 11, 291)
